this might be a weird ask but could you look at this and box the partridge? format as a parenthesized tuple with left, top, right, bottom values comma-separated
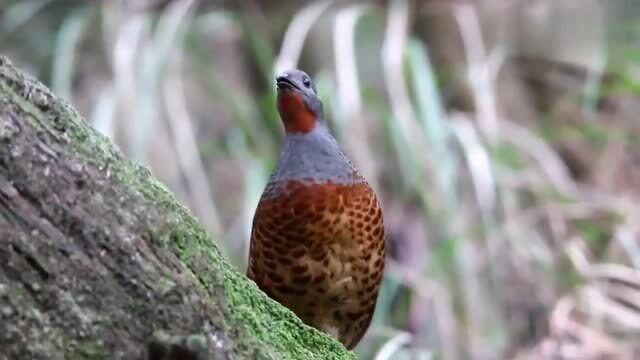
(247, 69, 386, 350)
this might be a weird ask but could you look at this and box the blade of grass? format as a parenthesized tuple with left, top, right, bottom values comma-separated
(1, 0, 52, 33)
(90, 85, 116, 139)
(274, 0, 332, 74)
(51, 6, 92, 101)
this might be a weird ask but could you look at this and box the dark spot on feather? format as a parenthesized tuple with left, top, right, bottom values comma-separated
(293, 274, 312, 285)
(291, 247, 307, 258)
(263, 248, 276, 259)
(276, 285, 304, 295)
(267, 271, 284, 283)
(264, 259, 276, 268)
(292, 263, 308, 272)
(313, 273, 326, 284)
(310, 249, 325, 261)
(373, 227, 381, 237)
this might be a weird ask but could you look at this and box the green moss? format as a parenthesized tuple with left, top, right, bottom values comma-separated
(223, 269, 353, 359)
(77, 340, 106, 359)
(0, 57, 353, 359)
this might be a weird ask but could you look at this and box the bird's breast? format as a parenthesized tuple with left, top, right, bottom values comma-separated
(248, 179, 385, 293)
(247, 178, 386, 349)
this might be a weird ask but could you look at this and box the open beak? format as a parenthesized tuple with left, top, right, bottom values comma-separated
(276, 75, 299, 92)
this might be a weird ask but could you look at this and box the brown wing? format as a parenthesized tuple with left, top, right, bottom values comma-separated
(337, 186, 386, 349)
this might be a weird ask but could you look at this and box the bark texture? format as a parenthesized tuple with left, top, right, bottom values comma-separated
(0, 56, 353, 360)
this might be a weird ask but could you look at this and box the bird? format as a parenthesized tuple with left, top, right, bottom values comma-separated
(246, 69, 386, 350)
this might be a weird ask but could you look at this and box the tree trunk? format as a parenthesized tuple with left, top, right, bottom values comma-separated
(0, 56, 352, 360)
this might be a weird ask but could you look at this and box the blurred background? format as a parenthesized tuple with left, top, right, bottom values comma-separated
(3, 0, 640, 358)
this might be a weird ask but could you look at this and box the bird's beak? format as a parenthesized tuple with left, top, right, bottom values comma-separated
(276, 75, 299, 92)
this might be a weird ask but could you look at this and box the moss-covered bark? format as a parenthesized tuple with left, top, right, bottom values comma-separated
(0, 56, 354, 360)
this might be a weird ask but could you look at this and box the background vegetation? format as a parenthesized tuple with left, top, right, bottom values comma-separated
(2, 0, 640, 358)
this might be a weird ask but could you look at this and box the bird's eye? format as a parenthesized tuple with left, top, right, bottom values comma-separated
(302, 77, 311, 88)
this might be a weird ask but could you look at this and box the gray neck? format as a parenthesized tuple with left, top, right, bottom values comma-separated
(265, 124, 362, 195)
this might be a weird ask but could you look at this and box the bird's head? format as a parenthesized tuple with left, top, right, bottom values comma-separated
(275, 69, 324, 134)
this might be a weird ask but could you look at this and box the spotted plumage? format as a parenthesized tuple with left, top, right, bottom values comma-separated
(247, 69, 386, 349)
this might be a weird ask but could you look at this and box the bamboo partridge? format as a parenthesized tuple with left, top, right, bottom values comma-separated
(247, 69, 386, 349)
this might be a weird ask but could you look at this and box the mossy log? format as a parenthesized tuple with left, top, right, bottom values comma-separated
(0, 56, 353, 360)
